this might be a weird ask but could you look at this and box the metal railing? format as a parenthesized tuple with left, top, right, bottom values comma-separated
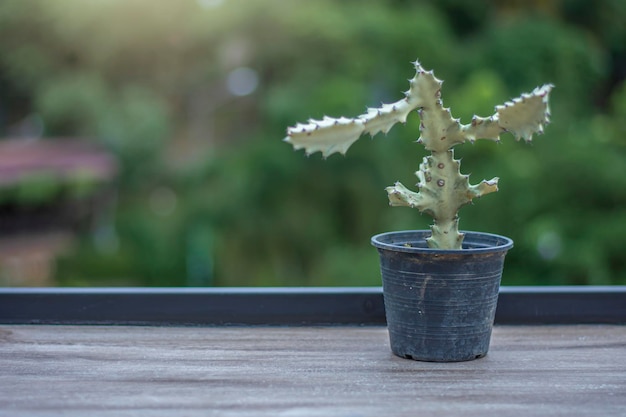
(1, 286, 625, 325)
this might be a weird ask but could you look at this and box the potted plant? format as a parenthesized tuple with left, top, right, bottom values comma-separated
(284, 60, 552, 361)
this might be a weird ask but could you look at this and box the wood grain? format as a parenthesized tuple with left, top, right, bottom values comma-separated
(0, 325, 625, 416)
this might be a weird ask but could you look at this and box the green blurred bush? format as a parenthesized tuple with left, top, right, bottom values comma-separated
(0, 0, 624, 286)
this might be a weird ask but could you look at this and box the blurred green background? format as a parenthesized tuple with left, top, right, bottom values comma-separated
(0, 0, 624, 287)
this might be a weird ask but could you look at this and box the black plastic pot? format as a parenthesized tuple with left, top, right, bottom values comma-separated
(371, 230, 513, 362)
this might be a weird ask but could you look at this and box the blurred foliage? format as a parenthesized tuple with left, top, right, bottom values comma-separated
(0, 0, 624, 286)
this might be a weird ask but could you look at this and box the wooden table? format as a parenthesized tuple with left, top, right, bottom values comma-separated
(1, 324, 624, 416)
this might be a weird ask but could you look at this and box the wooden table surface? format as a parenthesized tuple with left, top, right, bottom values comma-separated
(1, 325, 625, 416)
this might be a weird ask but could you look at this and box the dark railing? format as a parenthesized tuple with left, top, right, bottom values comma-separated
(1, 286, 625, 326)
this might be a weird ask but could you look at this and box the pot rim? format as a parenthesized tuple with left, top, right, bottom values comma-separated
(371, 230, 513, 255)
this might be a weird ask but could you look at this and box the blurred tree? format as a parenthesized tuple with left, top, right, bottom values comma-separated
(0, 0, 623, 286)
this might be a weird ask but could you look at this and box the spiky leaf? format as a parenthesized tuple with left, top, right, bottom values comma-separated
(496, 84, 553, 141)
